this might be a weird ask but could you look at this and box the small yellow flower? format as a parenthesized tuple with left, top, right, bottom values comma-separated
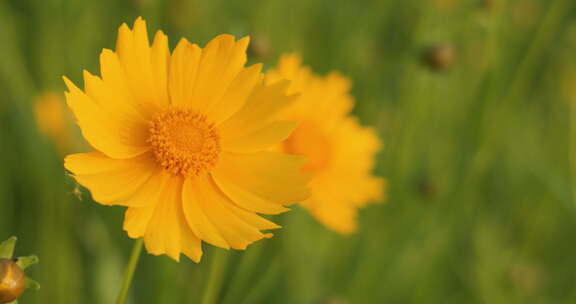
(63, 18, 309, 262)
(267, 54, 385, 235)
(34, 92, 73, 153)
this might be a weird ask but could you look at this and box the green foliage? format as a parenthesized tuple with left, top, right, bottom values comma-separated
(1, 0, 575, 303)
(0, 237, 17, 259)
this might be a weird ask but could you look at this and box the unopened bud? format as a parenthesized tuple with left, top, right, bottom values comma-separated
(422, 44, 455, 71)
(480, 0, 494, 10)
(248, 35, 270, 60)
(0, 259, 25, 303)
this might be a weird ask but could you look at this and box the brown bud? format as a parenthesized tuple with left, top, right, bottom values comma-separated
(0, 259, 25, 303)
(417, 178, 437, 200)
(248, 35, 270, 60)
(422, 44, 456, 71)
(480, 0, 494, 10)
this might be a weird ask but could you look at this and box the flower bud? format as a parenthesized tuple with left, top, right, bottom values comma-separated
(422, 44, 456, 71)
(248, 35, 270, 60)
(480, 0, 494, 10)
(0, 259, 25, 303)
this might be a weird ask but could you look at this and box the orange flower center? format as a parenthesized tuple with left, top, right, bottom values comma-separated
(148, 108, 220, 177)
(284, 121, 332, 173)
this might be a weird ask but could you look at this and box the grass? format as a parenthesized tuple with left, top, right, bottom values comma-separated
(1, 0, 576, 303)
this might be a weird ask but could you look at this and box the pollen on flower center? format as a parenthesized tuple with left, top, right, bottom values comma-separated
(148, 108, 221, 176)
(284, 121, 332, 173)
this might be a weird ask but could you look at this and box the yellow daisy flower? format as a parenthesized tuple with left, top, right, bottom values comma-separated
(266, 54, 385, 235)
(34, 92, 73, 153)
(63, 18, 309, 262)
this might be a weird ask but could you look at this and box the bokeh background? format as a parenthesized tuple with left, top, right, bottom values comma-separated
(1, 0, 576, 303)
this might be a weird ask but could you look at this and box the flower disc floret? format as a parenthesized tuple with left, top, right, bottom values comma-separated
(148, 108, 220, 177)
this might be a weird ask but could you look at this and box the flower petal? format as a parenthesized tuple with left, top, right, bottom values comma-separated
(82, 69, 144, 123)
(216, 187, 281, 231)
(168, 38, 202, 108)
(124, 202, 156, 239)
(63, 77, 149, 158)
(218, 80, 296, 140)
(305, 192, 358, 235)
(134, 176, 203, 262)
(99, 49, 137, 115)
(195, 35, 250, 114)
(124, 173, 202, 263)
(185, 175, 273, 250)
(65, 152, 157, 206)
(209, 63, 262, 124)
(116, 17, 164, 114)
(150, 30, 170, 105)
(222, 120, 297, 153)
(212, 151, 310, 208)
(211, 173, 289, 215)
(182, 175, 230, 249)
(179, 219, 203, 262)
(142, 176, 183, 261)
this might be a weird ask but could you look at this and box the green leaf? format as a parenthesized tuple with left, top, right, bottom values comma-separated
(0, 236, 17, 259)
(16, 255, 38, 270)
(7, 301, 17, 304)
(25, 278, 41, 290)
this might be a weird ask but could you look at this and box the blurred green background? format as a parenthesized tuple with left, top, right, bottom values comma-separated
(2, 0, 576, 303)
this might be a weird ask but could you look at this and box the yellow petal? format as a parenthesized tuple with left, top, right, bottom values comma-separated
(168, 38, 202, 108)
(212, 151, 310, 207)
(116, 18, 164, 115)
(65, 152, 157, 206)
(99, 48, 134, 111)
(186, 175, 272, 250)
(121, 167, 170, 207)
(124, 175, 203, 262)
(222, 121, 297, 153)
(217, 192, 281, 230)
(212, 173, 289, 215)
(219, 80, 296, 140)
(179, 218, 203, 262)
(305, 191, 358, 235)
(265, 53, 313, 95)
(182, 175, 230, 249)
(63, 77, 149, 158)
(141, 176, 179, 261)
(194, 35, 250, 113)
(209, 63, 262, 124)
(124, 203, 156, 239)
(150, 30, 170, 105)
(341, 176, 385, 207)
(82, 69, 145, 123)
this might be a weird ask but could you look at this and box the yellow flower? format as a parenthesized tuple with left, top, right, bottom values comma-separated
(63, 18, 309, 262)
(266, 54, 385, 235)
(34, 92, 73, 153)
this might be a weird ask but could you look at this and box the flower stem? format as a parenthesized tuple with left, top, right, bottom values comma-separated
(201, 249, 228, 304)
(571, 98, 576, 207)
(116, 238, 144, 304)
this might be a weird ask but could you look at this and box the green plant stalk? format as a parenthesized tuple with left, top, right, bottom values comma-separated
(201, 249, 228, 304)
(239, 258, 281, 304)
(222, 244, 264, 304)
(465, 0, 570, 188)
(505, 0, 571, 105)
(571, 99, 576, 207)
(116, 238, 144, 304)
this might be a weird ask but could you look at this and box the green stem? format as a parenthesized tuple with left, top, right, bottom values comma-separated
(116, 238, 144, 304)
(201, 249, 228, 304)
(571, 99, 576, 207)
(504, 0, 570, 105)
(222, 244, 264, 304)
